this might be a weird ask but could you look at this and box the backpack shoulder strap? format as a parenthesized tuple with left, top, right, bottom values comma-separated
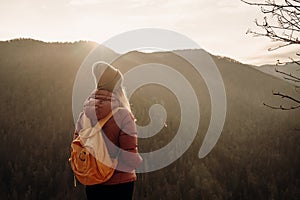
(96, 107, 121, 129)
(81, 113, 92, 128)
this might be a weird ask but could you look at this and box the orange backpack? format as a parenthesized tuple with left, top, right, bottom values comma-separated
(69, 108, 119, 186)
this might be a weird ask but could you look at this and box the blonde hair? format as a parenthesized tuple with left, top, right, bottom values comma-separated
(114, 86, 132, 112)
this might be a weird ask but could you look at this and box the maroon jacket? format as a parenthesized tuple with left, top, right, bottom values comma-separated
(73, 89, 143, 185)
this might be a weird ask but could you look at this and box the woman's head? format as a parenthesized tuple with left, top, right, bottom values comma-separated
(92, 61, 131, 111)
(92, 61, 123, 92)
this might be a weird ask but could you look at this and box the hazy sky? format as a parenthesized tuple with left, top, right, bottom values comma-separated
(1, 0, 298, 66)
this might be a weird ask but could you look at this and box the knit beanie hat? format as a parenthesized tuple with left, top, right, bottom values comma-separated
(92, 61, 123, 92)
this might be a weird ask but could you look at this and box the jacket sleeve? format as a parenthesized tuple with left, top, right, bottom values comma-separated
(73, 112, 84, 140)
(117, 110, 143, 171)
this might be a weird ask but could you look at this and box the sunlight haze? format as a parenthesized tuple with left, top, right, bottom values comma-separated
(0, 0, 297, 66)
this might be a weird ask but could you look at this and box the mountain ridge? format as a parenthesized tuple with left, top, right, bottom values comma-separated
(0, 38, 297, 89)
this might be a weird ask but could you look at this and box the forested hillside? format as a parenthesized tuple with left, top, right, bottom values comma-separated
(0, 39, 299, 200)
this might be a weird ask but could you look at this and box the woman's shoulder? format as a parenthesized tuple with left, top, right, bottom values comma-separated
(112, 107, 135, 127)
(115, 107, 134, 120)
(114, 107, 137, 134)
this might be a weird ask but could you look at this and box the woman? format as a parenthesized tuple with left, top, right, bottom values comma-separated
(73, 62, 143, 200)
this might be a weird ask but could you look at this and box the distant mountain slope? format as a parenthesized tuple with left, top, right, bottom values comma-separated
(257, 62, 300, 86)
(0, 39, 299, 200)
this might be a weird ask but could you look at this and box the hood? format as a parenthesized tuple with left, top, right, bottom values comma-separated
(83, 89, 120, 123)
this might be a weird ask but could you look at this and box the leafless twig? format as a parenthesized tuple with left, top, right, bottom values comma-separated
(275, 68, 300, 82)
(243, 0, 300, 110)
(263, 91, 300, 110)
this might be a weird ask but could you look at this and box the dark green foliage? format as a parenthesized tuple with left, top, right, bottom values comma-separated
(0, 39, 95, 200)
(0, 39, 299, 199)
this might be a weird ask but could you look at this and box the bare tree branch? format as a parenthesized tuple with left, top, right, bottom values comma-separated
(263, 91, 300, 110)
(284, 77, 300, 82)
(243, 0, 300, 48)
(243, 0, 300, 111)
(272, 91, 300, 103)
(241, 0, 300, 9)
(263, 102, 300, 110)
(275, 68, 300, 82)
(289, 56, 300, 65)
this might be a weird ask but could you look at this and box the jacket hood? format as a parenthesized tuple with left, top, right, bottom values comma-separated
(83, 89, 120, 123)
